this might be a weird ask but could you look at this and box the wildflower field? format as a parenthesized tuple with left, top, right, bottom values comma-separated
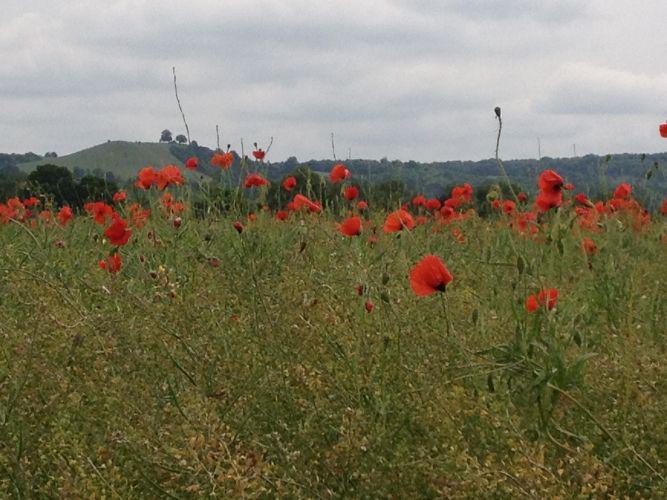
(0, 156, 666, 497)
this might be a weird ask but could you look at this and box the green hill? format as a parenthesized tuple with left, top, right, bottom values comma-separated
(17, 141, 197, 180)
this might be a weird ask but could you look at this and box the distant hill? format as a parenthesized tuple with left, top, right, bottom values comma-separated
(17, 141, 196, 180)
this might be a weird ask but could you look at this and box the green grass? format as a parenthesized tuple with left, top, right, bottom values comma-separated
(18, 141, 201, 181)
(0, 195, 665, 497)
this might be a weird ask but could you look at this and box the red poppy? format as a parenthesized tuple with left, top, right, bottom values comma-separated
(526, 288, 559, 312)
(128, 203, 151, 228)
(113, 190, 127, 203)
(244, 173, 269, 188)
(357, 200, 368, 211)
(330, 163, 350, 183)
(275, 210, 289, 221)
(538, 170, 564, 194)
(502, 200, 516, 214)
(451, 183, 473, 203)
(85, 202, 115, 225)
(517, 192, 528, 202)
(57, 206, 73, 226)
(525, 295, 539, 313)
(581, 237, 598, 256)
(233, 221, 243, 233)
(491, 199, 501, 210)
(661, 199, 667, 215)
(135, 166, 157, 190)
(613, 183, 632, 199)
(282, 176, 297, 191)
(344, 186, 359, 201)
(156, 165, 185, 190)
(211, 152, 234, 170)
(412, 195, 427, 207)
(185, 156, 199, 170)
(410, 254, 454, 297)
(39, 210, 52, 222)
(252, 149, 266, 161)
(365, 300, 374, 313)
(104, 216, 132, 246)
(535, 190, 562, 213)
(293, 194, 322, 213)
(660, 121, 667, 138)
(339, 216, 362, 237)
(563, 183, 574, 191)
(99, 253, 122, 274)
(383, 209, 415, 233)
(425, 198, 441, 211)
(574, 193, 589, 205)
(23, 197, 40, 208)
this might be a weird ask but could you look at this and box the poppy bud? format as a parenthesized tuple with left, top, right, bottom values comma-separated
(233, 221, 243, 234)
(365, 300, 374, 313)
(494, 106, 501, 119)
(173, 216, 182, 228)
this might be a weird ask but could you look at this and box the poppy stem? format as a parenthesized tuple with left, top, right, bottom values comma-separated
(440, 293, 452, 337)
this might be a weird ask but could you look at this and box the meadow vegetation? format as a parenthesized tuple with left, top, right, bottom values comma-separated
(0, 155, 666, 497)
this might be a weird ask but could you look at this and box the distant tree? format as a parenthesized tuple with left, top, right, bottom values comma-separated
(72, 166, 86, 181)
(44, 152, 58, 158)
(92, 168, 105, 179)
(190, 140, 199, 148)
(175, 134, 187, 144)
(285, 156, 298, 170)
(160, 129, 173, 142)
(27, 164, 77, 207)
(78, 175, 117, 204)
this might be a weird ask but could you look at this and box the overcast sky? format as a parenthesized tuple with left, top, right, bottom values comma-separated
(1, 0, 666, 162)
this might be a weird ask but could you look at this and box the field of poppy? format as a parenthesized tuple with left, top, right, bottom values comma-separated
(0, 152, 666, 497)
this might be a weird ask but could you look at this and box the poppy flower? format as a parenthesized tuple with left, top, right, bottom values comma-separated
(136, 166, 157, 190)
(39, 210, 52, 223)
(23, 197, 40, 208)
(383, 209, 415, 233)
(282, 176, 297, 191)
(574, 193, 589, 205)
(344, 186, 359, 201)
(156, 165, 185, 190)
(581, 237, 598, 256)
(526, 288, 559, 312)
(412, 195, 427, 207)
(339, 216, 362, 237)
(660, 121, 667, 138)
(233, 221, 243, 233)
(244, 173, 269, 188)
(613, 183, 632, 199)
(365, 300, 374, 313)
(293, 194, 322, 213)
(128, 203, 151, 228)
(563, 183, 574, 191)
(491, 199, 501, 210)
(330, 163, 350, 183)
(99, 253, 122, 274)
(425, 198, 442, 211)
(661, 199, 667, 215)
(410, 254, 454, 297)
(275, 210, 289, 221)
(502, 200, 516, 215)
(56, 206, 73, 226)
(357, 200, 368, 211)
(185, 156, 199, 170)
(113, 190, 127, 203)
(104, 216, 132, 246)
(538, 170, 564, 194)
(211, 152, 234, 170)
(535, 190, 562, 213)
(85, 202, 115, 225)
(517, 192, 528, 202)
(252, 149, 266, 161)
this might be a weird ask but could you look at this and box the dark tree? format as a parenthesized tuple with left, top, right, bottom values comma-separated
(175, 134, 187, 144)
(27, 164, 78, 207)
(44, 152, 58, 158)
(160, 129, 173, 142)
(77, 175, 118, 204)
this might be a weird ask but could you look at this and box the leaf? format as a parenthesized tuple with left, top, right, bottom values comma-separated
(517, 255, 525, 275)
